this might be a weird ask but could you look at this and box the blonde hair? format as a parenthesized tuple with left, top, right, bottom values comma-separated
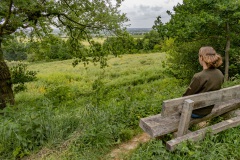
(199, 46, 223, 68)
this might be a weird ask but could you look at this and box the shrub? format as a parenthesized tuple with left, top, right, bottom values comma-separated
(163, 40, 204, 82)
(142, 30, 162, 51)
(27, 35, 73, 61)
(3, 39, 27, 61)
(228, 48, 240, 77)
(9, 62, 37, 93)
(103, 31, 136, 55)
(44, 85, 79, 106)
(0, 105, 81, 159)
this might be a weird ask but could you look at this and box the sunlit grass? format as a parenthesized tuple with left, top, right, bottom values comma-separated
(1, 52, 239, 160)
(81, 37, 106, 46)
(26, 52, 166, 95)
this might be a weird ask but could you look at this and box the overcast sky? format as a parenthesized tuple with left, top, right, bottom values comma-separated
(119, 0, 183, 28)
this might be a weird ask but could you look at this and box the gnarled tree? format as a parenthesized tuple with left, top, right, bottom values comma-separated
(0, 0, 127, 109)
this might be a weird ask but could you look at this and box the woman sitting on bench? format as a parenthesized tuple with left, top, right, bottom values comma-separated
(183, 46, 224, 118)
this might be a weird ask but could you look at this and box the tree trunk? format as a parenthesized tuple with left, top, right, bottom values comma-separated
(0, 41, 15, 109)
(224, 22, 230, 81)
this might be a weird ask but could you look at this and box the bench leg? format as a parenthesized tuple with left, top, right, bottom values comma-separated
(167, 115, 240, 151)
(177, 99, 194, 137)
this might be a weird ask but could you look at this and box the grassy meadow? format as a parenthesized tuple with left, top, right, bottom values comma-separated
(81, 37, 106, 46)
(0, 52, 240, 160)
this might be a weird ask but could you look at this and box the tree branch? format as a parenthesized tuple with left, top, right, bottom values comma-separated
(1, 0, 13, 29)
(0, 0, 13, 36)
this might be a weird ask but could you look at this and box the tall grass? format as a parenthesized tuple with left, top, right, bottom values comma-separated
(127, 80, 240, 160)
(1, 52, 239, 160)
(1, 52, 177, 159)
(127, 126, 240, 160)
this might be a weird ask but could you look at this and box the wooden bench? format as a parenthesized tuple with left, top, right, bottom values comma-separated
(139, 85, 240, 151)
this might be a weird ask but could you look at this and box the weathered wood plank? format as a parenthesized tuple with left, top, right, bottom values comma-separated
(234, 109, 240, 116)
(177, 99, 194, 137)
(190, 99, 240, 125)
(139, 113, 180, 137)
(162, 85, 240, 117)
(139, 99, 240, 137)
(166, 116, 240, 151)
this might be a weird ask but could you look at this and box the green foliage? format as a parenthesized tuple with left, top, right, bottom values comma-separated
(160, 38, 175, 52)
(2, 53, 167, 159)
(64, 75, 183, 159)
(154, 0, 240, 80)
(142, 39, 150, 51)
(119, 128, 134, 141)
(223, 74, 240, 87)
(44, 84, 81, 106)
(9, 62, 37, 92)
(153, 44, 161, 51)
(152, 16, 167, 39)
(103, 31, 136, 55)
(129, 126, 240, 160)
(142, 30, 162, 51)
(0, 105, 81, 159)
(164, 41, 204, 81)
(134, 38, 144, 51)
(0, 54, 239, 160)
(27, 35, 73, 61)
(228, 48, 240, 77)
(3, 39, 27, 61)
(0, 0, 127, 65)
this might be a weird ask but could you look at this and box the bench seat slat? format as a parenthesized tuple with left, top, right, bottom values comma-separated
(139, 99, 240, 137)
(139, 114, 180, 137)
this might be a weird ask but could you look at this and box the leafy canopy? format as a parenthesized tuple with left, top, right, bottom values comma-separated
(0, 0, 128, 62)
(156, 0, 240, 80)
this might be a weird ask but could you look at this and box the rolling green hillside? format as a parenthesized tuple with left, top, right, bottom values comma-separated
(0, 52, 239, 160)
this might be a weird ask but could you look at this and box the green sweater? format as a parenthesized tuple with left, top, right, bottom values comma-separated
(183, 69, 224, 116)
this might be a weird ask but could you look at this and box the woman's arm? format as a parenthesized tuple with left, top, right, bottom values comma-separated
(183, 76, 202, 96)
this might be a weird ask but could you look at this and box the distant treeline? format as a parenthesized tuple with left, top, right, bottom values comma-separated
(3, 30, 161, 62)
(51, 28, 151, 36)
(126, 28, 152, 35)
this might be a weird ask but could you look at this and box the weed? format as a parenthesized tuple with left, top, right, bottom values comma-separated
(1, 53, 239, 160)
(9, 62, 38, 93)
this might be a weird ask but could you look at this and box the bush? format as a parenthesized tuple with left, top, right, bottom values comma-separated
(9, 62, 37, 93)
(103, 31, 136, 55)
(27, 35, 73, 61)
(0, 105, 81, 159)
(161, 37, 240, 81)
(3, 39, 27, 61)
(142, 30, 162, 51)
(162, 40, 207, 82)
(228, 48, 240, 77)
(44, 85, 79, 106)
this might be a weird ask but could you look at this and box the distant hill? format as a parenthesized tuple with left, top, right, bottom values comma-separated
(126, 28, 151, 35)
(52, 28, 152, 36)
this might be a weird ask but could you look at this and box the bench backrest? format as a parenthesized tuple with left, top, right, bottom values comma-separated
(161, 85, 240, 117)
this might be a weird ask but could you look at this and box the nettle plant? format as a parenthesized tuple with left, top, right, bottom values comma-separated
(10, 62, 37, 93)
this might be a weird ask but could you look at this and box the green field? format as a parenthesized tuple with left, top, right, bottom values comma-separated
(0, 53, 240, 160)
(81, 37, 106, 46)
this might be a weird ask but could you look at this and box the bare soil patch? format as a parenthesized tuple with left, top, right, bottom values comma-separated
(107, 133, 151, 160)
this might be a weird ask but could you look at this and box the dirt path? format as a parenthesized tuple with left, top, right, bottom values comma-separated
(23, 132, 151, 160)
(107, 133, 151, 160)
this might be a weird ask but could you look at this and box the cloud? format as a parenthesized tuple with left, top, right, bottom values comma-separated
(119, 0, 182, 28)
(121, 4, 167, 27)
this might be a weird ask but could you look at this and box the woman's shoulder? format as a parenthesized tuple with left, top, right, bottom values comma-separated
(193, 70, 205, 78)
(215, 68, 224, 74)
(195, 69, 224, 79)
(194, 69, 216, 77)
(208, 68, 224, 76)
